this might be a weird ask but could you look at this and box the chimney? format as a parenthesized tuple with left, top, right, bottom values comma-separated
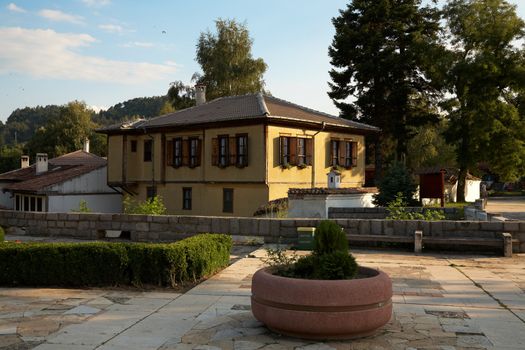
(36, 153, 48, 174)
(83, 138, 90, 153)
(20, 155, 29, 169)
(195, 84, 206, 106)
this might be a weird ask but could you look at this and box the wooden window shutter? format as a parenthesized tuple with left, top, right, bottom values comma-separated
(329, 140, 335, 167)
(338, 140, 346, 166)
(196, 139, 202, 166)
(182, 139, 190, 166)
(289, 137, 297, 165)
(212, 138, 219, 166)
(279, 136, 285, 165)
(229, 136, 237, 166)
(305, 138, 313, 165)
(352, 141, 358, 167)
(166, 140, 173, 166)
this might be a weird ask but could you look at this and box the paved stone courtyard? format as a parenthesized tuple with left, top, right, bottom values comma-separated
(1, 246, 524, 350)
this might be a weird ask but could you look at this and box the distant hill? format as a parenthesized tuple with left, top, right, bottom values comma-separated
(0, 95, 169, 146)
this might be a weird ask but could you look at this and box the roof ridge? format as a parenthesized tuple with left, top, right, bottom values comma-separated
(256, 93, 270, 115)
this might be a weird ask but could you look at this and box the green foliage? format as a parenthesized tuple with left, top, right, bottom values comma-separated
(1, 105, 62, 145)
(167, 81, 196, 110)
(373, 162, 418, 206)
(313, 220, 348, 255)
(0, 144, 24, 174)
(386, 193, 445, 221)
(196, 18, 267, 100)
(26, 101, 95, 158)
(95, 96, 169, 125)
(0, 234, 232, 287)
(267, 221, 358, 280)
(123, 196, 167, 216)
(328, 0, 442, 164)
(72, 200, 91, 213)
(407, 122, 457, 170)
(442, 0, 525, 200)
(0, 226, 4, 242)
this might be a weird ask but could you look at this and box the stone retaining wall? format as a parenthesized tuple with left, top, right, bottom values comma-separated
(0, 210, 524, 252)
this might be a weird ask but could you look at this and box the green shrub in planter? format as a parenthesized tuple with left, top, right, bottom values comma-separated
(314, 220, 348, 254)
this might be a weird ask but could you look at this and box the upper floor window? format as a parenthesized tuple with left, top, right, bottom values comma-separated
(167, 137, 201, 168)
(219, 135, 229, 167)
(173, 138, 182, 167)
(279, 136, 312, 167)
(130, 140, 137, 153)
(236, 134, 248, 167)
(330, 139, 357, 168)
(212, 135, 250, 168)
(189, 137, 200, 168)
(144, 139, 152, 162)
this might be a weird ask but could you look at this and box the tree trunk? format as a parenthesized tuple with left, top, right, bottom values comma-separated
(457, 167, 467, 203)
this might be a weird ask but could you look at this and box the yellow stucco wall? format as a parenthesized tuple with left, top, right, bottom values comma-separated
(136, 183, 269, 217)
(107, 135, 123, 183)
(266, 125, 365, 201)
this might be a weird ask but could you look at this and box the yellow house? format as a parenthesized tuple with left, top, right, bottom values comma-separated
(99, 93, 379, 216)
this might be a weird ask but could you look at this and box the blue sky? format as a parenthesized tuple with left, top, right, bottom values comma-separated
(0, 0, 524, 122)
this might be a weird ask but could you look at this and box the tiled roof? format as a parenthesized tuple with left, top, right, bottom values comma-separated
(98, 93, 379, 133)
(288, 187, 378, 195)
(0, 150, 106, 193)
(417, 167, 481, 183)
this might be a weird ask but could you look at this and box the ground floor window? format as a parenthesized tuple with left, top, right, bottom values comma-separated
(14, 194, 45, 212)
(182, 187, 192, 210)
(223, 188, 233, 213)
(146, 186, 157, 200)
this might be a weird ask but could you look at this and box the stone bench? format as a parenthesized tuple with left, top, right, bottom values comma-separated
(344, 231, 513, 257)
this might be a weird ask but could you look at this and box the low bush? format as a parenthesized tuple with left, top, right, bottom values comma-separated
(0, 226, 4, 242)
(267, 220, 358, 280)
(0, 234, 232, 288)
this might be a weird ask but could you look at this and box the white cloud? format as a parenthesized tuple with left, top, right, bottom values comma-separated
(98, 24, 125, 34)
(7, 3, 26, 13)
(82, 0, 111, 7)
(89, 105, 107, 112)
(0, 27, 177, 84)
(38, 9, 84, 25)
(121, 41, 155, 48)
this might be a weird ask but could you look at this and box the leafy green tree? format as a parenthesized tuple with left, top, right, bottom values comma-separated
(95, 96, 168, 125)
(373, 162, 418, 206)
(167, 81, 196, 110)
(442, 0, 525, 201)
(407, 121, 457, 170)
(196, 18, 267, 100)
(1, 105, 62, 145)
(328, 0, 442, 178)
(27, 101, 95, 158)
(0, 144, 24, 173)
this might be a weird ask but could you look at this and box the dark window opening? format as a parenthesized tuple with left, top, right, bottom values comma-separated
(236, 135, 248, 167)
(144, 139, 152, 162)
(189, 138, 199, 168)
(173, 138, 182, 167)
(297, 138, 306, 166)
(131, 140, 137, 152)
(182, 187, 192, 210)
(331, 140, 339, 166)
(223, 188, 233, 213)
(345, 142, 352, 168)
(281, 136, 290, 165)
(219, 136, 229, 167)
(37, 197, 43, 212)
(146, 187, 156, 200)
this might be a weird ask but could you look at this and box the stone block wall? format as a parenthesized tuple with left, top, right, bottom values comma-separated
(0, 210, 524, 252)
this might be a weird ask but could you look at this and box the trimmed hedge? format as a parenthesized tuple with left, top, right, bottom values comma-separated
(0, 234, 232, 288)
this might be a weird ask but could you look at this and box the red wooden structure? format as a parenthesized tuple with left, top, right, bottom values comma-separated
(419, 169, 445, 207)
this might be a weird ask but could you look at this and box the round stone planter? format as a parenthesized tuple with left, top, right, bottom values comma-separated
(251, 266, 392, 340)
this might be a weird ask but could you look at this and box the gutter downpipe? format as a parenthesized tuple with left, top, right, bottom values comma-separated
(143, 127, 155, 196)
(311, 122, 326, 188)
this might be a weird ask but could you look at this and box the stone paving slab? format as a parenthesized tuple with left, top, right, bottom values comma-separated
(0, 248, 524, 349)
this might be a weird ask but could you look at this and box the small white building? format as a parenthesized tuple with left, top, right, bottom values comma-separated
(287, 188, 377, 218)
(0, 150, 122, 213)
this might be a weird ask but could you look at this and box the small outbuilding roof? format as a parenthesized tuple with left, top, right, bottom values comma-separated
(417, 167, 481, 184)
(0, 150, 106, 193)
